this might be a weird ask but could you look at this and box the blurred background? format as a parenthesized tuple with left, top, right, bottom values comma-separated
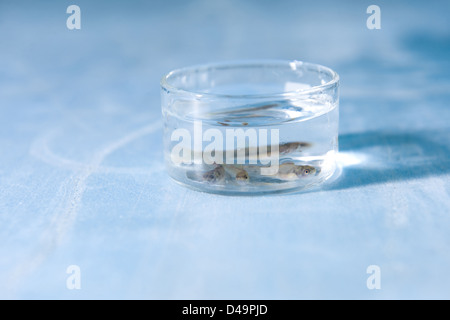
(0, 0, 449, 299)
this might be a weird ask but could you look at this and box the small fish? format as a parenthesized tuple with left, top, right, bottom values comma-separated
(222, 164, 250, 185)
(188, 141, 311, 163)
(218, 120, 247, 126)
(230, 141, 312, 162)
(188, 163, 318, 185)
(204, 101, 299, 121)
(202, 165, 226, 183)
(277, 163, 316, 180)
(208, 103, 280, 118)
(241, 162, 317, 181)
(278, 142, 311, 154)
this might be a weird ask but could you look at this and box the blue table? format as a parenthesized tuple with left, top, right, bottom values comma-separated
(1, 0, 449, 299)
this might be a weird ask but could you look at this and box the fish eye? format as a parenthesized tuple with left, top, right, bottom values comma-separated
(304, 169, 310, 174)
(239, 173, 249, 180)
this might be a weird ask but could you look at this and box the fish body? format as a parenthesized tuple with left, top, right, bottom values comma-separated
(202, 165, 226, 183)
(276, 163, 316, 180)
(184, 141, 318, 185)
(222, 164, 250, 184)
(193, 163, 317, 185)
(191, 141, 311, 164)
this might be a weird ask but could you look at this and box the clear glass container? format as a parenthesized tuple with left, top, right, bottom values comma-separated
(161, 60, 339, 195)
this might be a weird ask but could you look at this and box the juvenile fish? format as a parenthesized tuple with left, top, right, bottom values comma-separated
(202, 165, 226, 183)
(222, 164, 250, 184)
(276, 163, 317, 180)
(190, 141, 311, 164)
(240, 163, 317, 181)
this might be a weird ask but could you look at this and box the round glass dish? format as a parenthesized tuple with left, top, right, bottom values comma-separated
(161, 60, 339, 195)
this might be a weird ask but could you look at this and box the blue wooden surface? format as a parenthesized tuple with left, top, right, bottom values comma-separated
(1, 0, 449, 299)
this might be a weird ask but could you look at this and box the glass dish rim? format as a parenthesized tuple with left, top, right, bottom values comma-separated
(160, 59, 339, 99)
